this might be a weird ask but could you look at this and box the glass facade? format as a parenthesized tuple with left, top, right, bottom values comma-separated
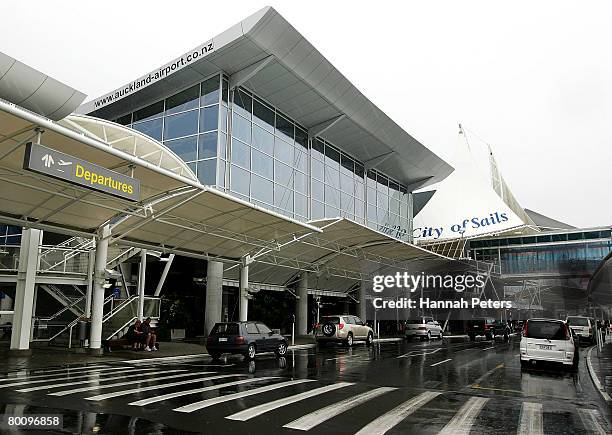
(112, 74, 226, 186)
(0, 225, 21, 246)
(468, 230, 612, 275)
(108, 77, 413, 242)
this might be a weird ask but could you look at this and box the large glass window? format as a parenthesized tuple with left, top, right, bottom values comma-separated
(166, 85, 199, 115)
(197, 159, 216, 185)
(252, 149, 273, 179)
(132, 118, 162, 141)
(232, 113, 251, 144)
(200, 105, 219, 132)
(198, 133, 217, 160)
(133, 101, 164, 122)
(230, 165, 250, 196)
(201, 76, 220, 106)
(252, 125, 274, 155)
(166, 136, 197, 162)
(164, 110, 198, 140)
(251, 175, 273, 204)
(232, 140, 250, 169)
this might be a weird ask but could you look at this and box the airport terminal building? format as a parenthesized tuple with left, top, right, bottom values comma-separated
(0, 7, 609, 353)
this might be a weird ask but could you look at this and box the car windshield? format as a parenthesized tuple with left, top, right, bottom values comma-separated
(211, 323, 239, 335)
(566, 317, 589, 326)
(322, 317, 340, 324)
(526, 321, 566, 340)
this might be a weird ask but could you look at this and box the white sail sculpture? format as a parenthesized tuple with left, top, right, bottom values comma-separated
(413, 126, 537, 243)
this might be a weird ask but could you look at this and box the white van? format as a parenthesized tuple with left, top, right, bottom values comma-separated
(565, 316, 595, 344)
(520, 318, 578, 370)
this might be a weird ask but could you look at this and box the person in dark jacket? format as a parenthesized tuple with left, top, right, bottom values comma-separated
(142, 317, 158, 351)
(126, 319, 143, 350)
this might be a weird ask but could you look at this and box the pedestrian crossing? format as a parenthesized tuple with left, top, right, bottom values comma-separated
(0, 363, 610, 435)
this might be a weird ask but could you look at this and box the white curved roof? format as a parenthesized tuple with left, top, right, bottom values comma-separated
(0, 51, 86, 120)
(79, 7, 452, 189)
(58, 114, 198, 183)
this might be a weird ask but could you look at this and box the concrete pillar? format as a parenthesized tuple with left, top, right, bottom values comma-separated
(205, 260, 223, 336)
(137, 249, 147, 320)
(89, 225, 110, 353)
(10, 228, 42, 353)
(239, 264, 249, 321)
(296, 273, 308, 335)
(358, 279, 367, 321)
(84, 246, 95, 318)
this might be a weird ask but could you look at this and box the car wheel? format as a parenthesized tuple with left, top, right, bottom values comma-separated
(275, 341, 288, 357)
(469, 334, 475, 341)
(245, 343, 256, 360)
(486, 333, 493, 341)
(345, 333, 353, 347)
(520, 359, 529, 369)
(366, 332, 373, 346)
(503, 333, 509, 342)
(406, 335, 413, 342)
(210, 353, 221, 361)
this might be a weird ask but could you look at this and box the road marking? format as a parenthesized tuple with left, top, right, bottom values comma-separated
(118, 354, 209, 363)
(129, 377, 275, 407)
(15, 368, 163, 392)
(354, 391, 441, 435)
(438, 396, 489, 435)
(284, 387, 396, 431)
(0, 366, 134, 384)
(174, 379, 315, 413)
(430, 359, 452, 367)
(0, 365, 109, 378)
(48, 370, 191, 396)
(517, 402, 543, 435)
(577, 409, 610, 435)
(396, 348, 442, 358)
(226, 382, 354, 421)
(84, 372, 226, 400)
(483, 346, 495, 350)
(1, 367, 152, 389)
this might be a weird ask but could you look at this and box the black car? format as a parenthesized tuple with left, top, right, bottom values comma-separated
(206, 321, 288, 360)
(467, 317, 511, 341)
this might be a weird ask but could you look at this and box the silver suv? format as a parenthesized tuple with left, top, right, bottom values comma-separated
(565, 316, 595, 344)
(314, 315, 374, 347)
(405, 316, 443, 341)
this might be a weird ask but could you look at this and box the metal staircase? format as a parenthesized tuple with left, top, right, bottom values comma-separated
(40, 284, 86, 317)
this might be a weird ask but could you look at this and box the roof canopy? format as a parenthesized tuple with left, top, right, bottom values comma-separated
(80, 7, 452, 189)
(0, 100, 318, 262)
(0, 52, 86, 120)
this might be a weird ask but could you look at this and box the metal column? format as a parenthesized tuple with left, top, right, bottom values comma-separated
(10, 228, 42, 353)
(358, 279, 367, 321)
(89, 225, 110, 353)
(296, 273, 308, 335)
(205, 260, 223, 336)
(239, 263, 249, 321)
(137, 249, 147, 320)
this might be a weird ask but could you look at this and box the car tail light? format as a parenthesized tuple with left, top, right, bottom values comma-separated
(564, 324, 571, 340)
(484, 324, 490, 330)
(338, 323, 345, 330)
(314, 323, 320, 329)
(235, 336, 246, 344)
(206, 336, 213, 345)
(523, 321, 528, 337)
(588, 328, 592, 333)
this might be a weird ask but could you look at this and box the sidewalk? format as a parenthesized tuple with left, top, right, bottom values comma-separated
(587, 335, 612, 403)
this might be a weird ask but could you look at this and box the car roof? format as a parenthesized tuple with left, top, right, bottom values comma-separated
(527, 318, 564, 322)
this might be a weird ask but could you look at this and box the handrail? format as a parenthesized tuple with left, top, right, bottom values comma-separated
(46, 317, 81, 343)
(34, 295, 86, 322)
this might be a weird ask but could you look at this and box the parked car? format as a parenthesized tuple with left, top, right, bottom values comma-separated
(520, 318, 578, 370)
(513, 320, 524, 333)
(405, 317, 443, 341)
(314, 315, 373, 347)
(467, 317, 511, 341)
(206, 321, 288, 360)
(565, 316, 595, 344)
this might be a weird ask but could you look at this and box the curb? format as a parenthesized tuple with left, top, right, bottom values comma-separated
(373, 337, 403, 343)
(288, 344, 316, 350)
(586, 345, 612, 403)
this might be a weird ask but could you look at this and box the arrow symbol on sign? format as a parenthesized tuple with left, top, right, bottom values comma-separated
(41, 154, 54, 168)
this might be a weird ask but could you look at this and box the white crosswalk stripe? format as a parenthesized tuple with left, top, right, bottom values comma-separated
(0, 366, 134, 384)
(0, 365, 109, 378)
(15, 368, 164, 392)
(438, 396, 489, 435)
(0, 367, 154, 389)
(129, 377, 279, 407)
(48, 370, 193, 396)
(283, 386, 397, 431)
(517, 402, 543, 435)
(354, 391, 441, 435)
(85, 373, 235, 401)
(577, 408, 610, 435)
(226, 382, 354, 421)
(174, 379, 315, 413)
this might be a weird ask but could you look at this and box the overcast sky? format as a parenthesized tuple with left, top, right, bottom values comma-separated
(2, 1, 610, 228)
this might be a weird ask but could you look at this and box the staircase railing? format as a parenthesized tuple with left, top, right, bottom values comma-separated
(102, 296, 161, 341)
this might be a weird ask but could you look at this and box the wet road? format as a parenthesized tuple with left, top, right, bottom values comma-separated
(0, 336, 610, 434)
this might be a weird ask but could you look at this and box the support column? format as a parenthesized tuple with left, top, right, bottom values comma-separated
(239, 264, 249, 321)
(10, 228, 42, 353)
(296, 273, 308, 335)
(89, 225, 110, 354)
(84, 246, 95, 318)
(358, 280, 367, 321)
(205, 260, 223, 336)
(137, 249, 147, 320)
